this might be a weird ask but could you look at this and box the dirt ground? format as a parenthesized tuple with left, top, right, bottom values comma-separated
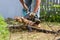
(9, 22, 60, 40)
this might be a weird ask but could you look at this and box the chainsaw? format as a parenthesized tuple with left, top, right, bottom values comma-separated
(15, 10, 41, 26)
(24, 12, 40, 25)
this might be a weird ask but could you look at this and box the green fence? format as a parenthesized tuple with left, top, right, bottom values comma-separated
(41, 0, 60, 11)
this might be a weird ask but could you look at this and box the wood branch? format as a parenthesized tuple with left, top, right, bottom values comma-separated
(14, 16, 38, 26)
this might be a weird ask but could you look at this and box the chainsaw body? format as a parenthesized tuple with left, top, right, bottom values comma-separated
(24, 13, 40, 25)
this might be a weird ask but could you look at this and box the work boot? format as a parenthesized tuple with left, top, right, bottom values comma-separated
(26, 25, 32, 32)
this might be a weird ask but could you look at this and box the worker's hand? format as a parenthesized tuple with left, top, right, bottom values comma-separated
(29, 12, 36, 17)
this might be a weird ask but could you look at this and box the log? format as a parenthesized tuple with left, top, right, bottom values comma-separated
(14, 16, 38, 26)
(7, 16, 60, 34)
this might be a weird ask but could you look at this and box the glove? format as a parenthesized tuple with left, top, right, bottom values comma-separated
(29, 12, 36, 17)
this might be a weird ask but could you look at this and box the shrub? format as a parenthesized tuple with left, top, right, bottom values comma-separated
(40, 4, 60, 22)
(0, 15, 9, 40)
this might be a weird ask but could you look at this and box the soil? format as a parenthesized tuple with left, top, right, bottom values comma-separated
(8, 22, 60, 40)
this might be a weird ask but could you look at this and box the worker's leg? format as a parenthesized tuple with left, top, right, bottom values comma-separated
(35, 7, 40, 21)
(36, 7, 40, 19)
(26, 6, 33, 32)
(22, 1, 32, 32)
(33, 7, 40, 25)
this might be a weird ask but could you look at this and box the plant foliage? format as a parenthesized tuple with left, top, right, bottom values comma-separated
(0, 15, 9, 40)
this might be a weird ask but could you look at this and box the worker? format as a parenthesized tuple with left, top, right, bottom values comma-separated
(19, 0, 41, 32)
